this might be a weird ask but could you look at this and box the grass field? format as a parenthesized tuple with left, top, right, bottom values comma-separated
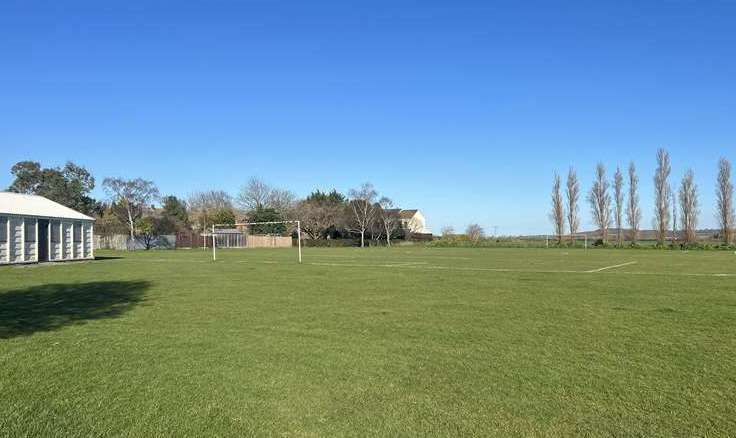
(1, 247, 735, 436)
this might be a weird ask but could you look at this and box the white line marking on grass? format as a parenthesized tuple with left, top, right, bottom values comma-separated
(586, 261, 637, 273)
(145, 259, 209, 263)
(309, 254, 471, 261)
(307, 261, 735, 278)
(621, 271, 736, 278)
(309, 262, 581, 274)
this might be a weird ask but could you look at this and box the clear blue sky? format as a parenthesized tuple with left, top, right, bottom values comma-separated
(1, 1, 734, 235)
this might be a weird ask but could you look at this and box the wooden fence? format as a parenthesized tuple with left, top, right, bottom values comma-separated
(246, 235, 292, 248)
(175, 232, 292, 249)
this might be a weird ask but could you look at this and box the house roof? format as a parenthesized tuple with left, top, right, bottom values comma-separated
(0, 192, 95, 221)
(399, 209, 418, 219)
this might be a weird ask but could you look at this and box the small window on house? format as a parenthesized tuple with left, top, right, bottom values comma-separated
(51, 221, 61, 243)
(25, 219, 37, 242)
(74, 223, 83, 242)
(0, 217, 7, 242)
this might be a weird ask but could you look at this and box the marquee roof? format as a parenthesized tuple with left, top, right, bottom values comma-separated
(0, 192, 95, 221)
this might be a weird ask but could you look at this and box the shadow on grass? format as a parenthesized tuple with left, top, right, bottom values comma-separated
(93, 256, 125, 261)
(0, 281, 149, 339)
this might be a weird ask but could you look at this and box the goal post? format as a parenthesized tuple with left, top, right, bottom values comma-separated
(564, 233, 588, 249)
(546, 233, 589, 249)
(209, 220, 302, 263)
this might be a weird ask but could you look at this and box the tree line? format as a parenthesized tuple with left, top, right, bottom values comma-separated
(550, 149, 735, 247)
(5, 161, 412, 248)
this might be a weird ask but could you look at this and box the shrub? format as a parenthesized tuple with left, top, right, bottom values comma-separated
(303, 239, 359, 247)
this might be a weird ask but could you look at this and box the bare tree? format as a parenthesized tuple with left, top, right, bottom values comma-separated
(671, 191, 678, 244)
(588, 163, 611, 242)
(369, 215, 384, 243)
(679, 169, 699, 244)
(347, 183, 378, 247)
(566, 167, 580, 241)
(295, 190, 347, 239)
(236, 177, 272, 212)
(465, 224, 484, 242)
(549, 173, 565, 244)
(295, 202, 323, 239)
(102, 177, 160, 241)
(716, 158, 735, 244)
(626, 162, 642, 244)
(441, 225, 455, 238)
(296, 200, 343, 239)
(188, 190, 233, 230)
(653, 148, 671, 245)
(188, 190, 232, 210)
(613, 166, 624, 246)
(378, 197, 400, 246)
(236, 177, 296, 218)
(268, 188, 297, 218)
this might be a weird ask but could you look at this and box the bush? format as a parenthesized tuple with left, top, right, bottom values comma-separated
(592, 239, 605, 247)
(677, 242, 730, 250)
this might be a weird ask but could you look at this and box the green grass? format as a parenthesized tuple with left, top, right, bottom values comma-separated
(1, 247, 735, 436)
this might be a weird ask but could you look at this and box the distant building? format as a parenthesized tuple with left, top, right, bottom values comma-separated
(397, 209, 431, 234)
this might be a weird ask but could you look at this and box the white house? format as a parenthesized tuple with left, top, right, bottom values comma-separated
(0, 192, 95, 264)
(398, 209, 431, 234)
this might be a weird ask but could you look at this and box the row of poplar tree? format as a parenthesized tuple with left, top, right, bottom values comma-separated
(549, 149, 735, 246)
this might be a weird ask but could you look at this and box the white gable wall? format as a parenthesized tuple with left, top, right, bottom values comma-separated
(402, 211, 430, 234)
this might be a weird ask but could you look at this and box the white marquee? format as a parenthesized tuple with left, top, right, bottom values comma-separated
(0, 192, 95, 264)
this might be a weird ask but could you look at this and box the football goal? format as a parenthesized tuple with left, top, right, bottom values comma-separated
(208, 221, 302, 263)
(545, 233, 589, 249)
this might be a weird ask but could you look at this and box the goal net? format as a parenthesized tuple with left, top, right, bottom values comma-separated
(207, 221, 302, 263)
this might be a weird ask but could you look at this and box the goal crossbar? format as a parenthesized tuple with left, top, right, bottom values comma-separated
(210, 220, 302, 263)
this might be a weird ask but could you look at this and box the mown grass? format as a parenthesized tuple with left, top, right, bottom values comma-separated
(1, 247, 735, 436)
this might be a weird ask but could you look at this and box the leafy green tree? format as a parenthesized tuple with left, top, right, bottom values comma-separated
(7, 161, 97, 215)
(156, 214, 179, 235)
(95, 204, 129, 236)
(161, 196, 189, 230)
(136, 215, 176, 250)
(136, 216, 158, 250)
(8, 161, 43, 193)
(211, 208, 236, 227)
(249, 208, 285, 234)
(305, 189, 346, 204)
